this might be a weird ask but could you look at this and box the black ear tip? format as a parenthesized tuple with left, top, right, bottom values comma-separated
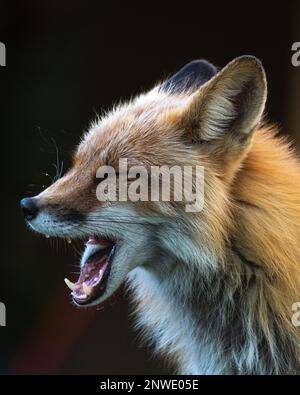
(186, 59, 218, 80)
(161, 59, 217, 94)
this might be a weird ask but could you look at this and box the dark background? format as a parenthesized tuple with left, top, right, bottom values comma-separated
(0, 1, 299, 374)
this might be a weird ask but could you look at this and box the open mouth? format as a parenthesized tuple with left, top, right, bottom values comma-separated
(64, 237, 116, 306)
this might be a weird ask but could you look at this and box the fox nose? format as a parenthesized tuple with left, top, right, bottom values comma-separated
(20, 197, 39, 221)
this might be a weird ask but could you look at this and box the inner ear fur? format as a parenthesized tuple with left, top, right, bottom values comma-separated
(182, 56, 267, 146)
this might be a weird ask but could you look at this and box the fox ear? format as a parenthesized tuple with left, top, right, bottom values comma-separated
(161, 59, 217, 94)
(182, 56, 267, 144)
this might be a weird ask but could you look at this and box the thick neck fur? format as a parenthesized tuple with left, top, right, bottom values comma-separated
(128, 127, 300, 374)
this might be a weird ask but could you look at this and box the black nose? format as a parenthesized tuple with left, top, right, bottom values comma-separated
(20, 197, 39, 221)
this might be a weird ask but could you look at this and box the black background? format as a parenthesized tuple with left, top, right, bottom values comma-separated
(0, 0, 299, 374)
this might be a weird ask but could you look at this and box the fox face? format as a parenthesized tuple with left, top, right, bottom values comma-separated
(21, 56, 267, 307)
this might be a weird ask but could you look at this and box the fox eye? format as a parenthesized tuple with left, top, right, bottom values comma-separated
(128, 172, 141, 181)
(94, 171, 141, 185)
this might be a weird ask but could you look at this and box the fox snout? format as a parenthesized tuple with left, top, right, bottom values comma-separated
(20, 164, 101, 234)
(20, 196, 85, 223)
(20, 188, 87, 238)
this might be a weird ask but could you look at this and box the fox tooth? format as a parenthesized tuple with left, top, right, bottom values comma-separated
(64, 278, 77, 292)
(83, 282, 92, 296)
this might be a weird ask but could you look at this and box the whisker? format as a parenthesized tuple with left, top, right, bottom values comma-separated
(51, 137, 64, 182)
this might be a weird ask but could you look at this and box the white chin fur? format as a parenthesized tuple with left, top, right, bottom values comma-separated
(27, 212, 82, 238)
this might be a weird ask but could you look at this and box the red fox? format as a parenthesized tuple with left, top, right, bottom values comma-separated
(21, 56, 300, 374)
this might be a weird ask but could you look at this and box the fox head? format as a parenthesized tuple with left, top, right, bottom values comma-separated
(21, 56, 267, 307)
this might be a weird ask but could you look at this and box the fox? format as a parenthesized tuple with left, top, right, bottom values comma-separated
(21, 55, 300, 375)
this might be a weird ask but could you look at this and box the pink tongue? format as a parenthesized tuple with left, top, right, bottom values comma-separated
(72, 253, 110, 304)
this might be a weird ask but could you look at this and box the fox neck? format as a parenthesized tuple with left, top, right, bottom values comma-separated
(128, 127, 300, 374)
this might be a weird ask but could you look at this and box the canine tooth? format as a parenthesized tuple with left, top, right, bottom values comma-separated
(82, 282, 92, 296)
(64, 278, 77, 292)
(67, 238, 72, 244)
(45, 235, 50, 239)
